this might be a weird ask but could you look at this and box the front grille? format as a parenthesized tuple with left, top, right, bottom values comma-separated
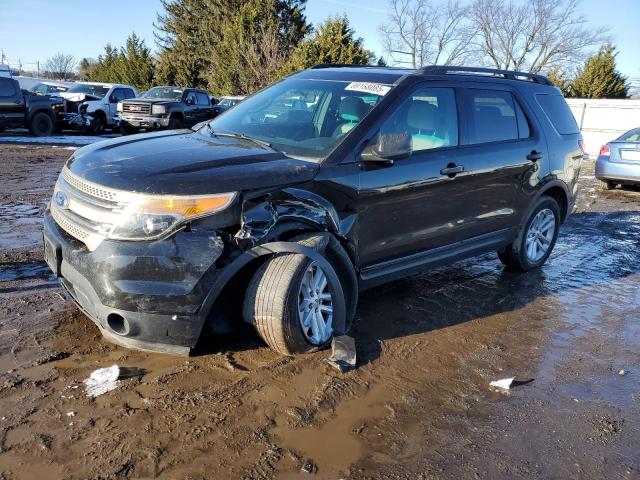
(51, 168, 131, 251)
(122, 103, 151, 115)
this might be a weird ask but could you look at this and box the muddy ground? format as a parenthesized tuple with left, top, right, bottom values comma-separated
(0, 144, 639, 480)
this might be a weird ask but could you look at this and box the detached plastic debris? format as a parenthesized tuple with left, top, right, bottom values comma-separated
(84, 365, 120, 397)
(325, 335, 356, 372)
(489, 377, 514, 390)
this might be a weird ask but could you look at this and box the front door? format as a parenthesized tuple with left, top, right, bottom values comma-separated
(356, 84, 474, 267)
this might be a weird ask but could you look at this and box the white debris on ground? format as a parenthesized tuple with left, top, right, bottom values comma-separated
(84, 365, 120, 397)
(489, 377, 515, 390)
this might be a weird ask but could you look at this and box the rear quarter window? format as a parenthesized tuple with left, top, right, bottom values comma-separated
(535, 94, 579, 135)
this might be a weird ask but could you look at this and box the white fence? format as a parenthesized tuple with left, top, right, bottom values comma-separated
(566, 99, 640, 156)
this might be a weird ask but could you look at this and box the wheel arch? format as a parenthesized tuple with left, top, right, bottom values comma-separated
(196, 230, 357, 344)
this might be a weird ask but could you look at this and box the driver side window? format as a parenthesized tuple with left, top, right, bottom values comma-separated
(380, 87, 458, 153)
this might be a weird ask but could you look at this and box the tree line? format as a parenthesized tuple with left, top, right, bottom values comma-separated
(46, 0, 630, 98)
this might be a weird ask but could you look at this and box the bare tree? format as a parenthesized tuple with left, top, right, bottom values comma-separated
(470, 0, 608, 73)
(378, 0, 475, 68)
(43, 52, 77, 80)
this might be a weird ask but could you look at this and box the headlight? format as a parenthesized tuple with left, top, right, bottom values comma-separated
(116, 102, 123, 112)
(103, 192, 236, 240)
(151, 105, 166, 115)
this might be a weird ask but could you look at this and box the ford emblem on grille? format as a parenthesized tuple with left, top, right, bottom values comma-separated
(54, 191, 70, 209)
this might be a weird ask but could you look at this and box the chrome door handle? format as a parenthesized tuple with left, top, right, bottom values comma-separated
(440, 165, 464, 176)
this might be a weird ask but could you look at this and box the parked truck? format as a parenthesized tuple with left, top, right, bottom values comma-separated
(0, 76, 65, 136)
(117, 86, 215, 133)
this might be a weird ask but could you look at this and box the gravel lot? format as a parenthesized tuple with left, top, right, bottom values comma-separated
(0, 144, 639, 479)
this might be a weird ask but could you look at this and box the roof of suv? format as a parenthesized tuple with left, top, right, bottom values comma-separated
(296, 64, 555, 90)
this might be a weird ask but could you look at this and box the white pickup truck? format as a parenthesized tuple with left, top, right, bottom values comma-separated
(58, 82, 136, 134)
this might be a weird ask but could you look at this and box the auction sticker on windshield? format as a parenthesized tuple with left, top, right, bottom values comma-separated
(345, 82, 391, 96)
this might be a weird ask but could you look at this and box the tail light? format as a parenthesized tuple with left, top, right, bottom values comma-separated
(599, 144, 610, 156)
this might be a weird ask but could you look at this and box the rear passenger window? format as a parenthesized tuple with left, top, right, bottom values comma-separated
(196, 92, 210, 106)
(536, 94, 579, 135)
(467, 90, 527, 144)
(380, 87, 458, 152)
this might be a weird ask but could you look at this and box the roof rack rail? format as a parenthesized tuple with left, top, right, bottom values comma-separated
(311, 63, 374, 69)
(417, 65, 553, 86)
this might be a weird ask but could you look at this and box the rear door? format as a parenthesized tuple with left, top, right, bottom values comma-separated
(183, 91, 199, 126)
(195, 91, 213, 120)
(455, 85, 543, 236)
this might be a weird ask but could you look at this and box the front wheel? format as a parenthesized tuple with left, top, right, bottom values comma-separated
(498, 196, 561, 271)
(244, 253, 339, 355)
(88, 115, 105, 135)
(167, 117, 183, 129)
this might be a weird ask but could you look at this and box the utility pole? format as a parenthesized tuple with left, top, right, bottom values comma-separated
(37, 61, 40, 76)
(0, 49, 5, 64)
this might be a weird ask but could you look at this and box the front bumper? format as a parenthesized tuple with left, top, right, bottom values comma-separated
(43, 211, 226, 355)
(595, 155, 640, 184)
(118, 114, 170, 130)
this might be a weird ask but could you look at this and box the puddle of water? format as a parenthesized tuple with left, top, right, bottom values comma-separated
(273, 383, 391, 478)
(0, 201, 44, 250)
(0, 262, 53, 282)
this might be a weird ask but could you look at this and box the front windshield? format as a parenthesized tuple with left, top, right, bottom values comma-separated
(203, 79, 391, 160)
(66, 84, 110, 98)
(141, 87, 183, 100)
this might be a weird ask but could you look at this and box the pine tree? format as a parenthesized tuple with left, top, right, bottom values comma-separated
(87, 34, 155, 90)
(546, 67, 572, 97)
(154, 0, 309, 93)
(284, 16, 374, 73)
(571, 44, 629, 99)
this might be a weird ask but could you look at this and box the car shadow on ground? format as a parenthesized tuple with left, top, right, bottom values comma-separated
(352, 210, 640, 364)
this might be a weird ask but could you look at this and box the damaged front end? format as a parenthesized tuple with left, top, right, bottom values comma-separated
(58, 93, 100, 131)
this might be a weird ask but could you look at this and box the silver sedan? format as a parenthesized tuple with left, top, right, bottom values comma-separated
(595, 128, 640, 189)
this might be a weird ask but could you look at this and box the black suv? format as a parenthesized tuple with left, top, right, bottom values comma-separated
(43, 65, 583, 356)
(118, 86, 214, 133)
(0, 77, 64, 136)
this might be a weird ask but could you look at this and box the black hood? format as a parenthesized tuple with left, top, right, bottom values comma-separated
(66, 130, 319, 195)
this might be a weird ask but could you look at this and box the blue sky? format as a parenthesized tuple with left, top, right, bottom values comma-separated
(1, 0, 638, 82)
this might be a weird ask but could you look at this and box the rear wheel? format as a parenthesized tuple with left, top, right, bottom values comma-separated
(498, 196, 561, 271)
(244, 253, 339, 355)
(29, 112, 53, 137)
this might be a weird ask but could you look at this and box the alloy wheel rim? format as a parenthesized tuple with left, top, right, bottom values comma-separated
(525, 208, 556, 262)
(298, 262, 333, 344)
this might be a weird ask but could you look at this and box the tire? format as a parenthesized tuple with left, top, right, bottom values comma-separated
(88, 114, 105, 135)
(244, 252, 340, 355)
(119, 125, 136, 136)
(167, 117, 183, 129)
(498, 196, 561, 272)
(28, 112, 53, 137)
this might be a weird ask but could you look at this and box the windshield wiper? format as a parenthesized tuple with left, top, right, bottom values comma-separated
(207, 127, 273, 149)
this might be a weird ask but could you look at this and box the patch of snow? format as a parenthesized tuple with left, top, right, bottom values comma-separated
(0, 135, 116, 146)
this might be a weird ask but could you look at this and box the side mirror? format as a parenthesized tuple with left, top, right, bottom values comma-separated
(109, 95, 118, 103)
(185, 97, 195, 105)
(360, 132, 412, 166)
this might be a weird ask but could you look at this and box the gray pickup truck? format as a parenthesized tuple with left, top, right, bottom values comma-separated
(117, 86, 215, 134)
